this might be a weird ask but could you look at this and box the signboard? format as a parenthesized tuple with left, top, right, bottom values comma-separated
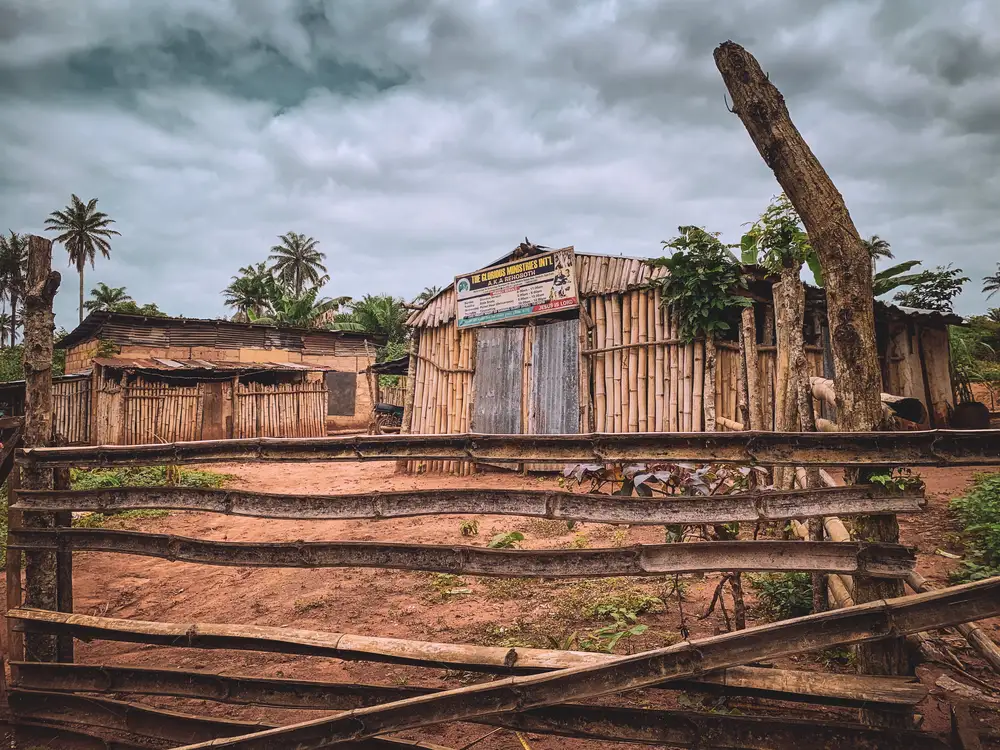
(454, 248, 579, 329)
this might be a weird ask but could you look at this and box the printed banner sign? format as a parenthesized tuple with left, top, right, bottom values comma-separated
(454, 247, 578, 329)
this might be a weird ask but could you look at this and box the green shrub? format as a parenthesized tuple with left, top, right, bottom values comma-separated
(950, 472, 1000, 582)
(750, 573, 813, 621)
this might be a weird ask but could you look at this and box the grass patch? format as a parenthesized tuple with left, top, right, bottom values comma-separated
(749, 573, 813, 621)
(950, 472, 1000, 582)
(523, 518, 572, 538)
(556, 578, 665, 621)
(423, 573, 473, 602)
(71, 465, 231, 490)
(73, 509, 171, 529)
(481, 577, 539, 602)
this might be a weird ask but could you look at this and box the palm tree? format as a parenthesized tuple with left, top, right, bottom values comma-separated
(984, 263, 1000, 299)
(0, 313, 11, 348)
(84, 282, 133, 313)
(223, 262, 279, 318)
(862, 235, 893, 274)
(413, 286, 442, 305)
(331, 294, 410, 353)
(0, 231, 27, 345)
(247, 287, 342, 328)
(872, 260, 927, 297)
(45, 195, 121, 323)
(268, 232, 327, 296)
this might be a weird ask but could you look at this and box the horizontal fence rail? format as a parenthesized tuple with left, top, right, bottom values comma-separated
(161, 577, 1000, 750)
(13, 484, 927, 524)
(5, 617, 930, 706)
(5, 688, 952, 750)
(7, 691, 450, 750)
(8, 530, 917, 577)
(16, 428, 1000, 468)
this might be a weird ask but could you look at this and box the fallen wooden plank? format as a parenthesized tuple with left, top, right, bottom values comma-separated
(10, 660, 928, 710)
(6, 687, 947, 750)
(8, 529, 917, 577)
(7, 689, 452, 749)
(13, 483, 927, 524)
(16, 429, 1000, 468)
(162, 576, 1000, 750)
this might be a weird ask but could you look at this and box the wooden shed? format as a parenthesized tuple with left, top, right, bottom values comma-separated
(40, 312, 385, 443)
(402, 244, 960, 472)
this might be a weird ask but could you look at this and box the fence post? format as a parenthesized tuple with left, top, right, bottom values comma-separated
(5, 456, 24, 663)
(21, 234, 60, 662)
(54, 462, 74, 663)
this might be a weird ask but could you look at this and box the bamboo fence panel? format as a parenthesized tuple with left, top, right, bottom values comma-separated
(121, 381, 202, 445)
(233, 382, 327, 439)
(51, 378, 91, 445)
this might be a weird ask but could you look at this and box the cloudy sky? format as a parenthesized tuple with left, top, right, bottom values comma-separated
(1, 0, 998, 329)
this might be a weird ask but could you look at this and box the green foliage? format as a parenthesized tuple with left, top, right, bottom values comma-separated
(893, 264, 969, 312)
(331, 294, 410, 360)
(867, 467, 924, 493)
(426, 573, 472, 599)
(951, 315, 1000, 383)
(651, 226, 750, 341)
(459, 520, 479, 537)
(950, 472, 1000, 582)
(873, 260, 927, 297)
(984, 263, 1000, 299)
(579, 608, 649, 653)
(750, 573, 813, 621)
(742, 194, 813, 273)
(70, 465, 230, 490)
(487, 531, 524, 549)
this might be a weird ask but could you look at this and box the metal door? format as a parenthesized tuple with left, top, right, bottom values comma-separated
(471, 327, 523, 434)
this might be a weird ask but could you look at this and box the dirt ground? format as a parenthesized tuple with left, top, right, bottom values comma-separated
(18, 461, 1000, 748)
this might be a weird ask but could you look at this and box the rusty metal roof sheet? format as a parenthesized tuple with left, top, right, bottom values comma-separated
(93, 358, 333, 373)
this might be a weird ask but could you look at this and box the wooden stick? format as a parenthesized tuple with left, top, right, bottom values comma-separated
(593, 300, 607, 431)
(10, 660, 928, 711)
(904, 570, 1000, 673)
(18, 429, 1000, 468)
(15, 484, 927, 524)
(8, 531, 916, 578)
(161, 577, 1000, 749)
(653, 290, 665, 431)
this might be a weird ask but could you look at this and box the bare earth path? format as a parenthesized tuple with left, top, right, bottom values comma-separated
(32, 462, 1000, 748)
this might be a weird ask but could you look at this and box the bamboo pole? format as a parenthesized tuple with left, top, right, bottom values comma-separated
(704, 337, 717, 432)
(626, 293, 638, 432)
(668, 309, 679, 432)
(637, 292, 648, 432)
(612, 296, 623, 433)
(645, 292, 656, 430)
(692, 340, 704, 432)
(594, 300, 608, 431)
(653, 290, 665, 431)
(682, 342, 693, 431)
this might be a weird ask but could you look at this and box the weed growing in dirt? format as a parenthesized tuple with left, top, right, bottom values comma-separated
(424, 573, 472, 601)
(569, 533, 589, 549)
(950, 472, 1000, 582)
(459, 520, 479, 537)
(292, 594, 329, 614)
(487, 531, 524, 549)
(71, 465, 231, 490)
(819, 646, 857, 670)
(749, 573, 813, 621)
(73, 509, 170, 529)
(479, 620, 536, 648)
(557, 579, 665, 621)
(481, 577, 538, 601)
(523, 518, 570, 538)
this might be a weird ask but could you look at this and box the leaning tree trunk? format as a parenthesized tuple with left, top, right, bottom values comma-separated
(715, 41, 904, 725)
(10, 292, 17, 346)
(22, 235, 61, 661)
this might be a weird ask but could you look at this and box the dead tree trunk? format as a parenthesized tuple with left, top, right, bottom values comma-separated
(703, 336, 717, 431)
(715, 41, 905, 724)
(22, 235, 60, 662)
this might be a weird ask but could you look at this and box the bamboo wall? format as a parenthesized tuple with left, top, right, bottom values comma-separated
(379, 380, 409, 407)
(91, 376, 328, 445)
(234, 382, 327, 439)
(406, 320, 476, 475)
(52, 378, 91, 445)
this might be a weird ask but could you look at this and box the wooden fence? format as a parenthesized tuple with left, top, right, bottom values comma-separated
(4, 429, 1000, 749)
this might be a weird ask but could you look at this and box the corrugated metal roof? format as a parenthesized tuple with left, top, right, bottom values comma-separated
(93, 358, 333, 373)
(407, 252, 664, 329)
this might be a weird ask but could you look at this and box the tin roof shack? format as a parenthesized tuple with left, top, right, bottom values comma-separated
(57, 312, 385, 434)
(403, 243, 959, 473)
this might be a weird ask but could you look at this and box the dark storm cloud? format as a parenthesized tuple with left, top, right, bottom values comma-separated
(0, 0, 997, 329)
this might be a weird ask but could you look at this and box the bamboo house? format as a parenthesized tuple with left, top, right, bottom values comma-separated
(402, 243, 961, 473)
(0, 312, 384, 445)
